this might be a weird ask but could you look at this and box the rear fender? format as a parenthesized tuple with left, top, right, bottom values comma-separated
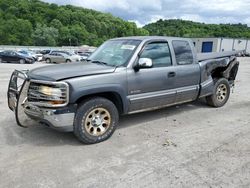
(201, 56, 239, 81)
(199, 56, 239, 98)
(222, 58, 239, 81)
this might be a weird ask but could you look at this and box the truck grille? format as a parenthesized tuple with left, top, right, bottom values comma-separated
(27, 81, 69, 107)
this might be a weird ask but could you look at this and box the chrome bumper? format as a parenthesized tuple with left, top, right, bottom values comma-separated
(7, 70, 75, 132)
(24, 103, 75, 131)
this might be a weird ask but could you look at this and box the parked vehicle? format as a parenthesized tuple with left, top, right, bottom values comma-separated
(40, 49, 51, 55)
(77, 51, 92, 60)
(0, 50, 34, 64)
(7, 36, 239, 144)
(44, 51, 81, 63)
(18, 50, 43, 61)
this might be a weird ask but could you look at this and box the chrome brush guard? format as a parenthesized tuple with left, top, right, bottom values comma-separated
(7, 70, 33, 127)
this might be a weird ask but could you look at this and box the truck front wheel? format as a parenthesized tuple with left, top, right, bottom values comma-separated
(73, 97, 119, 144)
(206, 78, 230, 107)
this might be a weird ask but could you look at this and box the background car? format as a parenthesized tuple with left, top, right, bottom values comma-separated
(40, 49, 51, 55)
(18, 50, 43, 61)
(52, 50, 82, 60)
(0, 50, 35, 64)
(77, 51, 92, 60)
(43, 51, 81, 64)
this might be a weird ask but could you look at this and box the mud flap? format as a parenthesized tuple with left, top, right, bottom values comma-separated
(7, 70, 34, 128)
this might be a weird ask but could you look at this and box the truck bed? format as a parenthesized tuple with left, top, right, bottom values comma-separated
(197, 51, 242, 62)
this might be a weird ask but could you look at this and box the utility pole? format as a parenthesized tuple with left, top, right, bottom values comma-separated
(69, 38, 71, 46)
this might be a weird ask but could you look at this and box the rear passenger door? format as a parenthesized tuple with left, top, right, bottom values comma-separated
(55, 53, 65, 63)
(172, 40, 200, 103)
(0, 51, 8, 62)
(7, 51, 17, 63)
(49, 52, 58, 62)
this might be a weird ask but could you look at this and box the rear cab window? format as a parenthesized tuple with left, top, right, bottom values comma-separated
(172, 40, 194, 65)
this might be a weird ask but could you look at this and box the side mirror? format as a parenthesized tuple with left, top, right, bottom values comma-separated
(135, 58, 153, 71)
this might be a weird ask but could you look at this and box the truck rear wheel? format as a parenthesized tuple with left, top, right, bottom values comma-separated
(206, 78, 230, 107)
(73, 97, 119, 144)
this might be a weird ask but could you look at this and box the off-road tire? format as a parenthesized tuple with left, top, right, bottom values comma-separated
(206, 78, 230, 107)
(73, 97, 119, 144)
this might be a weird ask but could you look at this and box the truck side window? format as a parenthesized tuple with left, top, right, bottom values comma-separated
(172, 40, 194, 65)
(140, 42, 172, 67)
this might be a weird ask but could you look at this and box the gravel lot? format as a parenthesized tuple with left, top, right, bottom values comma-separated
(0, 58, 250, 188)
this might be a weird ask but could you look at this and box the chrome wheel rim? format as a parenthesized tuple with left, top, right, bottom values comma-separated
(84, 108, 111, 136)
(216, 84, 227, 102)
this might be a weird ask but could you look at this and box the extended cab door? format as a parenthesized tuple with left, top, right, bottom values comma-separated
(171, 40, 200, 102)
(127, 41, 177, 112)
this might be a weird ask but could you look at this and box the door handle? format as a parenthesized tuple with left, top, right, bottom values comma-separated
(168, 72, 176, 78)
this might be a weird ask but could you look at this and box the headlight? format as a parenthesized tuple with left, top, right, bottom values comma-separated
(40, 86, 62, 97)
(28, 81, 69, 107)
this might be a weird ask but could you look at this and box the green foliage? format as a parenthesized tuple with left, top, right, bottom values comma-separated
(0, 0, 148, 46)
(143, 19, 250, 38)
(32, 24, 59, 46)
(2, 0, 248, 47)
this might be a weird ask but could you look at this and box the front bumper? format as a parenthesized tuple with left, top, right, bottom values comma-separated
(7, 70, 76, 132)
(24, 103, 76, 132)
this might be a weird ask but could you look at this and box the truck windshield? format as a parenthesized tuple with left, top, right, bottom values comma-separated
(87, 39, 141, 67)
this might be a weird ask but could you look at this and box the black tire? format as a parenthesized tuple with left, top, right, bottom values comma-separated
(66, 59, 71, 63)
(20, 59, 25, 64)
(73, 97, 119, 144)
(45, 58, 51, 64)
(206, 78, 230, 107)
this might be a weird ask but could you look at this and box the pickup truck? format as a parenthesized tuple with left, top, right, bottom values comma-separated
(7, 36, 239, 144)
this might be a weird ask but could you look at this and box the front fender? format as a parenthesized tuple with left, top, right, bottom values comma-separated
(69, 84, 129, 113)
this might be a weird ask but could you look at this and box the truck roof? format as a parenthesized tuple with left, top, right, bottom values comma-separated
(110, 36, 192, 42)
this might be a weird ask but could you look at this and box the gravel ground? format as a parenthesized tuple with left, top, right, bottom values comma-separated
(0, 58, 250, 188)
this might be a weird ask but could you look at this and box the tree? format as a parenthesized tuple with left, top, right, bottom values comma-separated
(32, 24, 58, 46)
(1, 0, 250, 47)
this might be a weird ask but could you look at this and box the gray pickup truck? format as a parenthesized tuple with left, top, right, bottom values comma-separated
(7, 36, 239, 144)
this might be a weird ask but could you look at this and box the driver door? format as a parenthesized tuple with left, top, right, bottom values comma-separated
(127, 41, 177, 112)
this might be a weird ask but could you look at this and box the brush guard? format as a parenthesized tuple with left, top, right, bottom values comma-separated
(7, 70, 32, 128)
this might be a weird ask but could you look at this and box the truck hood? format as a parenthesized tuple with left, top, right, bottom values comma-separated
(28, 62, 116, 81)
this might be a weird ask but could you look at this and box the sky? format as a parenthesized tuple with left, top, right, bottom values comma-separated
(42, 0, 250, 27)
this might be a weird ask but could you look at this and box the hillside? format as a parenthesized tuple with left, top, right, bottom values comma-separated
(0, 0, 148, 46)
(143, 19, 250, 39)
(1, 1, 250, 47)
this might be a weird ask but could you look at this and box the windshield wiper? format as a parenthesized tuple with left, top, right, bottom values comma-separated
(90, 60, 110, 66)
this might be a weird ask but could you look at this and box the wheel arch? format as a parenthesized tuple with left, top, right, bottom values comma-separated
(210, 57, 239, 81)
(71, 86, 128, 115)
(199, 56, 239, 98)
